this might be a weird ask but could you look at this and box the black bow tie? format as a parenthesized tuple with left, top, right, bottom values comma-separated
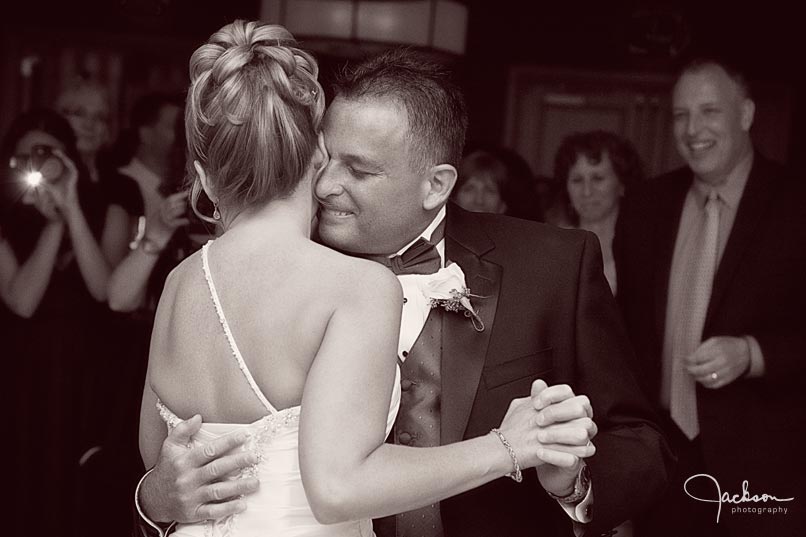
(379, 238, 441, 275)
(369, 220, 445, 276)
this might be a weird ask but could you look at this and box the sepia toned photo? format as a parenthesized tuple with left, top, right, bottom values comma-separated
(2, 2, 802, 536)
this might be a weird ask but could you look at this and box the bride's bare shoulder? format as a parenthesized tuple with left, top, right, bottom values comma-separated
(309, 243, 401, 302)
(150, 248, 212, 328)
(160, 248, 204, 296)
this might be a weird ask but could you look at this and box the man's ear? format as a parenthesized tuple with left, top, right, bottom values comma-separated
(740, 98, 756, 131)
(422, 164, 458, 211)
(314, 131, 329, 175)
(193, 160, 217, 203)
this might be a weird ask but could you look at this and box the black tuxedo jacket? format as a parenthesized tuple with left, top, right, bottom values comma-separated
(430, 204, 671, 537)
(614, 155, 806, 535)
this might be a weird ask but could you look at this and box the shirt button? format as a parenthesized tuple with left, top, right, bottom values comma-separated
(402, 350, 408, 358)
(401, 379, 413, 391)
(398, 432, 413, 445)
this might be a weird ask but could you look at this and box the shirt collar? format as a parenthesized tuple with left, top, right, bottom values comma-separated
(691, 151, 754, 210)
(393, 205, 447, 264)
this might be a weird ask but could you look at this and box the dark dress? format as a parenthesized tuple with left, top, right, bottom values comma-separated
(4, 170, 142, 537)
(73, 171, 145, 537)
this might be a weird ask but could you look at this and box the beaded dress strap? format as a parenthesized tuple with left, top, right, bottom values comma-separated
(201, 241, 277, 415)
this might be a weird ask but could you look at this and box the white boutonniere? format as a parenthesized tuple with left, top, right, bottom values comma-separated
(424, 263, 485, 332)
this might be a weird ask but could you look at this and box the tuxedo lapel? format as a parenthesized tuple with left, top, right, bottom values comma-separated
(705, 156, 774, 331)
(441, 207, 502, 445)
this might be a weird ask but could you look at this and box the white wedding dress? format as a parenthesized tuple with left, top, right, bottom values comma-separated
(159, 242, 401, 536)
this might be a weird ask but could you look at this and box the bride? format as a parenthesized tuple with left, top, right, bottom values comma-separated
(139, 20, 593, 536)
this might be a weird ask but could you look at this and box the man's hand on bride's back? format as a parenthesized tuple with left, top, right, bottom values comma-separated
(140, 415, 261, 523)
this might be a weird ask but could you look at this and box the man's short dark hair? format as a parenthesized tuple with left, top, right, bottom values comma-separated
(130, 92, 181, 131)
(332, 48, 468, 170)
(675, 54, 752, 99)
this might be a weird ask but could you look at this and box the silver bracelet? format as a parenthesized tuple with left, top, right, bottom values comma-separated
(490, 428, 522, 483)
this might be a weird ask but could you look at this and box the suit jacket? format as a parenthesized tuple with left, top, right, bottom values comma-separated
(431, 203, 671, 537)
(614, 154, 806, 535)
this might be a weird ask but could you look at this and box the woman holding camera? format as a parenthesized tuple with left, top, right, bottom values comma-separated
(1, 108, 132, 536)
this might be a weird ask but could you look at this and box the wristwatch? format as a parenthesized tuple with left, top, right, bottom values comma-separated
(140, 238, 166, 255)
(546, 463, 591, 504)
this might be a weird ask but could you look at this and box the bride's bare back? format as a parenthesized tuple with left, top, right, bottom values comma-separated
(148, 230, 397, 424)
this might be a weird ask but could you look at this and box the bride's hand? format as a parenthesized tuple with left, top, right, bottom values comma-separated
(47, 149, 80, 217)
(496, 380, 596, 472)
(532, 380, 598, 457)
(530, 380, 598, 497)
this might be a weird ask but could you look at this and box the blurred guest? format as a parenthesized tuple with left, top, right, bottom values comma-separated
(454, 147, 543, 220)
(115, 93, 182, 241)
(56, 78, 110, 181)
(554, 131, 643, 294)
(615, 57, 806, 537)
(1, 109, 130, 536)
(109, 91, 214, 315)
(107, 92, 188, 311)
(454, 150, 508, 213)
(55, 79, 143, 490)
(57, 78, 138, 262)
(491, 145, 544, 221)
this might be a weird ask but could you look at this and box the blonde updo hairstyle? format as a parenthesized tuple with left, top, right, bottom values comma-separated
(186, 20, 325, 223)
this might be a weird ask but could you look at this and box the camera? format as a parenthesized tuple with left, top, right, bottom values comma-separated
(9, 144, 65, 187)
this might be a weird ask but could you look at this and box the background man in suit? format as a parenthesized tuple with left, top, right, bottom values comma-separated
(615, 57, 806, 537)
(136, 49, 670, 537)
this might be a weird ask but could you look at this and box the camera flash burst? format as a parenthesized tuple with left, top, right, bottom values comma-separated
(25, 171, 43, 187)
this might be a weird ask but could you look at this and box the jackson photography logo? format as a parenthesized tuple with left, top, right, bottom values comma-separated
(684, 474, 794, 522)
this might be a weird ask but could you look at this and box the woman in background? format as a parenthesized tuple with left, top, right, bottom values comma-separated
(1, 109, 129, 536)
(554, 130, 643, 295)
(453, 150, 509, 214)
(453, 147, 543, 220)
(56, 78, 136, 266)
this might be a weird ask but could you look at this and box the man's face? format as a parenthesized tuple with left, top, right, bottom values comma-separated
(672, 64, 753, 185)
(315, 97, 431, 255)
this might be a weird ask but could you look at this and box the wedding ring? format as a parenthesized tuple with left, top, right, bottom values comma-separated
(710, 372, 718, 381)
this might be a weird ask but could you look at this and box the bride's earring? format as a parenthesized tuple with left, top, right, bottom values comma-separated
(213, 202, 221, 221)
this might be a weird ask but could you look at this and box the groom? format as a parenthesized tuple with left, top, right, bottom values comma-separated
(136, 49, 671, 536)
